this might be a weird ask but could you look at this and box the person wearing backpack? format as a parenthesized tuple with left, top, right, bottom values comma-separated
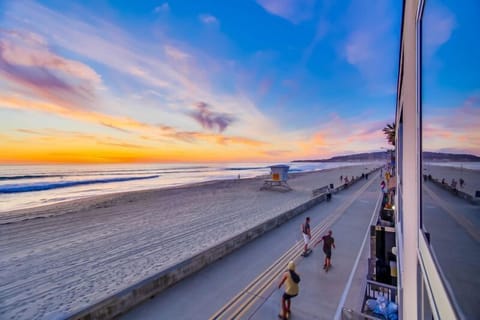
(278, 261, 300, 319)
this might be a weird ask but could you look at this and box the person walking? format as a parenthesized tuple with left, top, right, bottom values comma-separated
(278, 261, 300, 319)
(301, 217, 311, 255)
(314, 230, 336, 272)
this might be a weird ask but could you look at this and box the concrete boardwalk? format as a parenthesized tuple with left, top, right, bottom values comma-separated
(122, 174, 382, 320)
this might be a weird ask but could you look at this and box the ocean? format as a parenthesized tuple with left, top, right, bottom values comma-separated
(0, 161, 375, 212)
(2, 161, 478, 213)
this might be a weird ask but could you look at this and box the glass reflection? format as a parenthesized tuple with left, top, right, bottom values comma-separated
(421, 0, 480, 318)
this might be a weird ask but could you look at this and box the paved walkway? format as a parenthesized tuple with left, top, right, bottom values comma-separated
(122, 174, 383, 320)
(422, 181, 480, 319)
(243, 177, 381, 320)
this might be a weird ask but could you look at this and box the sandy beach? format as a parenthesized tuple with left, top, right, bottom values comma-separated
(2, 162, 478, 319)
(423, 164, 480, 197)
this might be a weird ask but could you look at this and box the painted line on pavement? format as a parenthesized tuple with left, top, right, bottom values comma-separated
(333, 190, 382, 320)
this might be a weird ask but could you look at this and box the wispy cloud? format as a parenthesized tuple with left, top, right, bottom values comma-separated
(16, 127, 97, 140)
(0, 0, 402, 162)
(256, 0, 315, 24)
(2, 2, 280, 140)
(199, 14, 219, 25)
(341, 0, 398, 93)
(0, 29, 101, 110)
(154, 3, 170, 13)
(164, 45, 190, 61)
(98, 141, 145, 149)
(296, 114, 390, 159)
(423, 4, 455, 57)
(100, 122, 132, 133)
(188, 102, 235, 132)
(423, 95, 480, 155)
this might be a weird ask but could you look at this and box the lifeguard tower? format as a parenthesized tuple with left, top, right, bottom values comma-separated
(260, 165, 291, 191)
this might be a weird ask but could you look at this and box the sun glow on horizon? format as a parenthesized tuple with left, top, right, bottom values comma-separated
(0, 1, 478, 164)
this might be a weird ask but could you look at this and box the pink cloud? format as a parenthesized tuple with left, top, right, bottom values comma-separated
(0, 29, 101, 110)
(189, 102, 235, 132)
(423, 96, 480, 155)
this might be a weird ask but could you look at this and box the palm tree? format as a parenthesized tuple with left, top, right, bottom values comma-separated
(382, 122, 396, 146)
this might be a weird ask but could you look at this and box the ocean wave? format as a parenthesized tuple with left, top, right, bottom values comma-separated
(0, 175, 64, 181)
(0, 175, 159, 194)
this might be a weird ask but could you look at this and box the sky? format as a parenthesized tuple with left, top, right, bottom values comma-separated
(0, 0, 478, 164)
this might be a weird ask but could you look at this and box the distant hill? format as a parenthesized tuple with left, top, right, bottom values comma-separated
(293, 151, 480, 163)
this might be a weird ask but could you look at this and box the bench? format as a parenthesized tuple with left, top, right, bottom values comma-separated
(312, 185, 330, 197)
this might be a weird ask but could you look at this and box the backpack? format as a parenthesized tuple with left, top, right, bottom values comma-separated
(290, 270, 301, 284)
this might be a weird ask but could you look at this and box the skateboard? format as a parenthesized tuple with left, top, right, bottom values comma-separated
(301, 248, 312, 257)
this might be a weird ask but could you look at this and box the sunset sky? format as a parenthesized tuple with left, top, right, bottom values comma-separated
(0, 0, 478, 164)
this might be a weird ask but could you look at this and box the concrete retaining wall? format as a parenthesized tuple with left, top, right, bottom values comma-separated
(429, 178, 479, 204)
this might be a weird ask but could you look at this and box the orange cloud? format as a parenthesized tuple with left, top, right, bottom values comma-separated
(423, 96, 480, 155)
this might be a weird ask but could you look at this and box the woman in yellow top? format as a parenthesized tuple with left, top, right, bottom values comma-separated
(278, 261, 300, 319)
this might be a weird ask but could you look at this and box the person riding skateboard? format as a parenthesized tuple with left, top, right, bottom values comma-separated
(314, 230, 335, 271)
(301, 217, 311, 255)
(278, 261, 300, 319)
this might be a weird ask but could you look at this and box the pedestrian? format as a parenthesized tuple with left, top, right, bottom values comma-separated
(459, 178, 464, 188)
(380, 180, 386, 193)
(314, 230, 336, 272)
(451, 179, 458, 195)
(301, 217, 311, 255)
(278, 261, 300, 319)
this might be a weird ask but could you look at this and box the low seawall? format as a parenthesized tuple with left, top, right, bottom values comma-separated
(68, 169, 378, 320)
(429, 178, 479, 204)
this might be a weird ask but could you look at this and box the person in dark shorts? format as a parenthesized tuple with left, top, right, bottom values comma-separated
(314, 230, 335, 271)
(278, 261, 300, 319)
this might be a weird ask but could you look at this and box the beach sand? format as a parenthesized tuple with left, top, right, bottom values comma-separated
(0, 163, 385, 319)
(423, 164, 480, 197)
